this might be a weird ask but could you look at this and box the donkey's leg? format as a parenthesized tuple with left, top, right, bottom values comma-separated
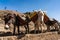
(47, 25, 50, 32)
(37, 26, 39, 33)
(58, 23, 60, 33)
(24, 25, 28, 34)
(41, 23, 45, 33)
(55, 24, 59, 31)
(34, 24, 36, 34)
(41, 24, 43, 33)
(27, 23, 29, 34)
(56, 23, 60, 31)
(17, 26, 20, 34)
(13, 25, 16, 35)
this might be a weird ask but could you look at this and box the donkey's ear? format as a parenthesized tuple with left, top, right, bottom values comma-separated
(13, 14, 16, 16)
(2, 15, 6, 20)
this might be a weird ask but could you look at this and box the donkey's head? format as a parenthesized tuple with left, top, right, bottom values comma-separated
(3, 13, 16, 29)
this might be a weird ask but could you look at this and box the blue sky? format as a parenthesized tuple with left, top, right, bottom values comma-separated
(0, 0, 60, 21)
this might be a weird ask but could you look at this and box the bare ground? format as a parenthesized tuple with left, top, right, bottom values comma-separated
(0, 32, 60, 40)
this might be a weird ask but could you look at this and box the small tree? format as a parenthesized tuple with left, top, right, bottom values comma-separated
(16, 10, 18, 12)
(4, 6, 7, 10)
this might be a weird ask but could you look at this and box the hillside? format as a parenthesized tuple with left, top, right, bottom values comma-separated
(0, 10, 60, 40)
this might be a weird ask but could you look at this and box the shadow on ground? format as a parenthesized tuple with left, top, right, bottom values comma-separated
(30, 30, 41, 34)
(0, 30, 42, 36)
(0, 30, 59, 39)
(0, 32, 25, 36)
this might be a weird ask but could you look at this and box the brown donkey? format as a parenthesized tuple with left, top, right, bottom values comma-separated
(3, 13, 30, 34)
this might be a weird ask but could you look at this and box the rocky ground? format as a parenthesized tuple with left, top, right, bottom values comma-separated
(0, 31, 60, 40)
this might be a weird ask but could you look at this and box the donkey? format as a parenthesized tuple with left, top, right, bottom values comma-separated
(43, 12, 60, 31)
(24, 10, 45, 33)
(3, 13, 30, 34)
(26, 10, 60, 33)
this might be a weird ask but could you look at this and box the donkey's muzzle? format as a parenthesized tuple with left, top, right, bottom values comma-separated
(4, 25, 10, 30)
